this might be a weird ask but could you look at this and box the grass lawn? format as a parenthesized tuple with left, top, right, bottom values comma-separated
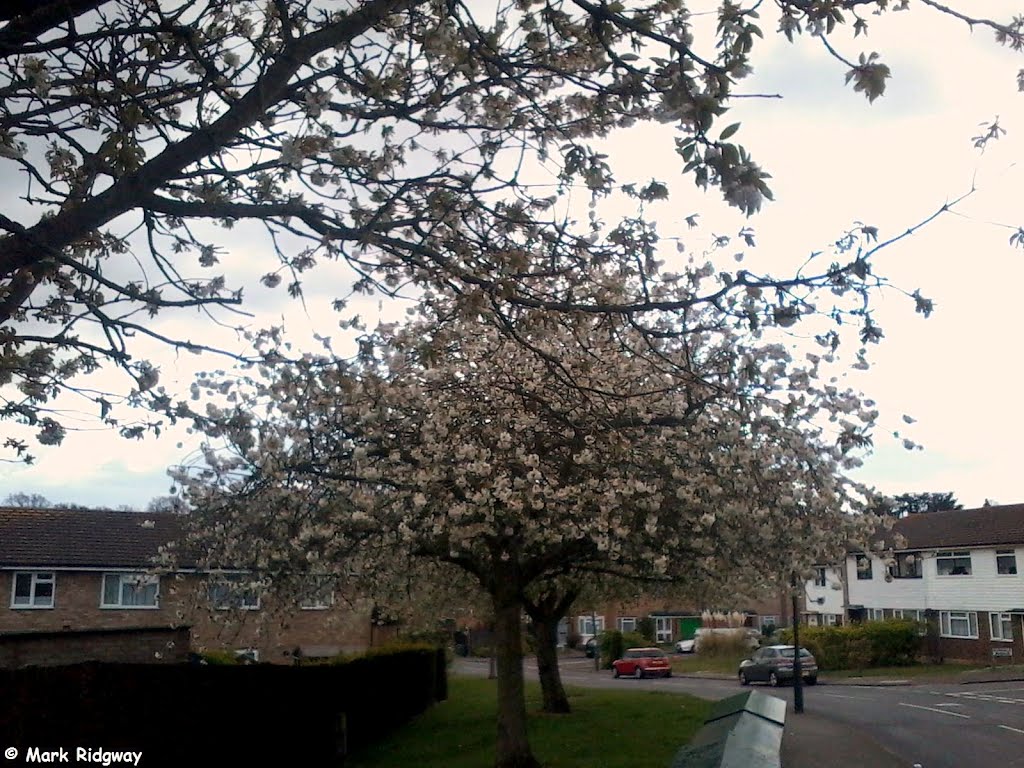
(670, 652, 746, 676)
(348, 676, 712, 768)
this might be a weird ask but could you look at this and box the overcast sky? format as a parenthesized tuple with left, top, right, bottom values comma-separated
(2, 2, 1022, 510)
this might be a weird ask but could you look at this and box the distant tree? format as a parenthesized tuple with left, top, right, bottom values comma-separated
(146, 495, 190, 514)
(2, 492, 52, 507)
(873, 492, 962, 518)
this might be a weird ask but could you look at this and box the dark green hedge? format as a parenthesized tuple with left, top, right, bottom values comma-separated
(780, 620, 922, 670)
(0, 645, 446, 767)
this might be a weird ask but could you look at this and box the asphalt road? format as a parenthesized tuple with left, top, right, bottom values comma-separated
(455, 656, 1024, 768)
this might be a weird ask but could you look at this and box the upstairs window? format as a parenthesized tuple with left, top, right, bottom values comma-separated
(813, 568, 827, 587)
(102, 573, 158, 608)
(997, 550, 1018, 575)
(936, 551, 972, 576)
(855, 554, 873, 580)
(208, 574, 261, 610)
(11, 572, 55, 608)
(889, 553, 922, 579)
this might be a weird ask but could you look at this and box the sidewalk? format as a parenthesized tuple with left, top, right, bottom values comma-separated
(782, 709, 908, 768)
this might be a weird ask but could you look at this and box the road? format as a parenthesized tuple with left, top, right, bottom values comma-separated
(455, 656, 1024, 767)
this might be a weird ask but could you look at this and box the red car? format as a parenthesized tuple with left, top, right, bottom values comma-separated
(612, 647, 672, 679)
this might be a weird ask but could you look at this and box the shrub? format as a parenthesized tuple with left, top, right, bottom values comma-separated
(780, 620, 922, 670)
(566, 631, 581, 650)
(637, 617, 656, 643)
(695, 629, 752, 657)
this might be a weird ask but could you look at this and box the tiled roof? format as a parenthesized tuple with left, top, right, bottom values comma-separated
(872, 503, 1024, 551)
(0, 506, 186, 569)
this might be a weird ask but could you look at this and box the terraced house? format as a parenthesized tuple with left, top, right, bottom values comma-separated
(0, 506, 390, 667)
(845, 502, 1024, 663)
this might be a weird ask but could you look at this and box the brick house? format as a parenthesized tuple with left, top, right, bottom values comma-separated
(568, 588, 794, 647)
(841, 502, 1024, 663)
(0, 506, 393, 666)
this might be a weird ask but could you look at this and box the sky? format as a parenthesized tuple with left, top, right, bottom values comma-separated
(2, 1, 1023, 511)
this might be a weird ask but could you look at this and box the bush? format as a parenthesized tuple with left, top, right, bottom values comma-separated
(566, 631, 581, 650)
(779, 620, 923, 670)
(637, 617, 656, 643)
(694, 630, 752, 657)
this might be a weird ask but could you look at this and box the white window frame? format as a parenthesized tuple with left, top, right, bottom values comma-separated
(617, 617, 637, 633)
(813, 567, 827, 587)
(936, 551, 973, 576)
(868, 608, 885, 621)
(939, 610, 978, 639)
(855, 554, 873, 580)
(824, 614, 839, 626)
(101, 573, 159, 609)
(299, 587, 334, 611)
(759, 615, 778, 630)
(578, 615, 605, 636)
(990, 613, 1014, 642)
(11, 571, 55, 609)
(234, 648, 259, 663)
(655, 617, 672, 643)
(997, 550, 1018, 576)
(208, 574, 261, 611)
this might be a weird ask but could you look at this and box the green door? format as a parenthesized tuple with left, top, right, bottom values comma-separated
(678, 617, 701, 640)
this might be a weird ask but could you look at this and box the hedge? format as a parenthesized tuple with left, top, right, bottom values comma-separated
(0, 645, 446, 767)
(779, 620, 922, 670)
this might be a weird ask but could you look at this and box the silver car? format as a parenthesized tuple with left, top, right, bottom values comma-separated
(738, 644, 818, 686)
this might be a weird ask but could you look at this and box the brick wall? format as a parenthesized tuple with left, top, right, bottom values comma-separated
(1, 571, 396, 664)
(934, 611, 1024, 664)
(0, 626, 191, 668)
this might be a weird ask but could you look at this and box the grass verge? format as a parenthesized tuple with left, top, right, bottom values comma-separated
(349, 676, 712, 768)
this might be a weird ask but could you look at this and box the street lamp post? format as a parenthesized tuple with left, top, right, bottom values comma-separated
(790, 572, 804, 714)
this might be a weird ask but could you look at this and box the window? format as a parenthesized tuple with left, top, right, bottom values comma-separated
(867, 608, 885, 621)
(889, 552, 922, 579)
(208, 574, 260, 610)
(990, 613, 1014, 642)
(11, 572, 55, 608)
(101, 573, 158, 608)
(759, 615, 778, 631)
(813, 568, 827, 587)
(939, 611, 978, 639)
(617, 617, 637, 633)
(997, 550, 1018, 575)
(299, 581, 334, 610)
(855, 554, 873, 580)
(655, 617, 672, 643)
(936, 551, 972, 576)
(824, 614, 840, 626)
(578, 615, 605, 636)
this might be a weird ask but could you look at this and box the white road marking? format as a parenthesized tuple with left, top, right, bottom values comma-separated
(899, 702, 971, 718)
(818, 692, 865, 700)
(998, 725, 1024, 735)
(933, 703, 963, 708)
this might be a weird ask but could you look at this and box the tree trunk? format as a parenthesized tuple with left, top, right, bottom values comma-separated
(492, 590, 541, 768)
(531, 615, 571, 713)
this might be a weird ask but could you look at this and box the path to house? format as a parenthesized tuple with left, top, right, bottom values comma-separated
(454, 657, 1024, 767)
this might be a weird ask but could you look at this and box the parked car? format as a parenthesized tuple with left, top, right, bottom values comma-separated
(584, 637, 597, 658)
(612, 647, 672, 679)
(674, 638, 696, 653)
(738, 645, 818, 686)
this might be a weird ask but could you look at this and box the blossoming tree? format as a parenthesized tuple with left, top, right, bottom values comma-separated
(176, 284, 880, 767)
(2, 0, 1022, 461)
